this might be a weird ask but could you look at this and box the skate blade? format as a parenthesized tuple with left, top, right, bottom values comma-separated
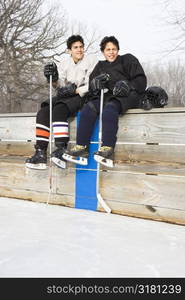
(51, 157, 66, 169)
(94, 154, 113, 168)
(25, 163, 47, 170)
(62, 153, 88, 166)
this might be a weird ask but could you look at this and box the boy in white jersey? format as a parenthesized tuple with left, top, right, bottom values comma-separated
(25, 35, 97, 170)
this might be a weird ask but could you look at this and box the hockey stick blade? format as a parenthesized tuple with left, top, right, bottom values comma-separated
(97, 192, 111, 213)
(62, 153, 88, 165)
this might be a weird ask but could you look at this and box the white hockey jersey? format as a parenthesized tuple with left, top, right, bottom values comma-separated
(57, 54, 98, 97)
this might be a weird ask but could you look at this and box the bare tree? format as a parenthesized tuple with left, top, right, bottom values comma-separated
(144, 60, 185, 107)
(160, 0, 185, 55)
(69, 21, 101, 54)
(0, 0, 70, 113)
(0, 0, 101, 113)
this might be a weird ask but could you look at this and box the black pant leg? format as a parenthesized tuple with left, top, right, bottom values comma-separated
(102, 92, 139, 148)
(77, 99, 100, 146)
(102, 100, 121, 148)
(36, 106, 50, 149)
(52, 102, 71, 147)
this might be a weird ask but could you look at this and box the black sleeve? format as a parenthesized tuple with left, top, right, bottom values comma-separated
(121, 54, 147, 94)
(89, 61, 102, 82)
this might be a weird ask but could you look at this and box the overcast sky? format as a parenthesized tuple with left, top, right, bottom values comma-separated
(48, 0, 185, 65)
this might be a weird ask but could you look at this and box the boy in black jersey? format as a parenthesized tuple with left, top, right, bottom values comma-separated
(63, 36, 147, 167)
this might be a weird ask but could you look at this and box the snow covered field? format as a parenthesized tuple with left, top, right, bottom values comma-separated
(0, 197, 185, 278)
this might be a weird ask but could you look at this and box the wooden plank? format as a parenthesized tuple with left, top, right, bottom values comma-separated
(103, 162, 185, 176)
(0, 157, 75, 201)
(1, 110, 185, 161)
(126, 107, 185, 114)
(0, 142, 34, 156)
(1, 141, 184, 164)
(117, 111, 185, 144)
(0, 115, 76, 141)
(97, 169, 185, 225)
(0, 113, 37, 117)
(1, 181, 184, 225)
(1, 108, 185, 225)
(0, 188, 74, 207)
(115, 144, 185, 164)
(0, 116, 35, 140)
(100, 171, 185, 210)
(0, 115, 76, 156)
(1, 157, 185, 225)
(0, 106, 185, 118)
(1, 107, 185, 143)
(102, 201, 185, 225)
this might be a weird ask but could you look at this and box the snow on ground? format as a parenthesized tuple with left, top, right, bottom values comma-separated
(0, 197, 185, 278)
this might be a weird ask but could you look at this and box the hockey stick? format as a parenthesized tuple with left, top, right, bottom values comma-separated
(96, 89, 111, 213)
(47, 73, 53, 205)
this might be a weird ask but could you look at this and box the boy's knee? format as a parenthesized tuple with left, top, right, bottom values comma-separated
(80, 102, 98, 118)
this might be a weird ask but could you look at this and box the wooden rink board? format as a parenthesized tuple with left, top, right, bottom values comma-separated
(0, 107, 185, 225)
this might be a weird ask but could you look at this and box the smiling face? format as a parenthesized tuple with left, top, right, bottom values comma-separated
(69, 41, 84, 63)
(103, 42, 119, 62)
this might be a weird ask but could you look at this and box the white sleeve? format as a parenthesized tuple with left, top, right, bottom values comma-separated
(78, 55, 99, 97)
(56, 60, 68, 88)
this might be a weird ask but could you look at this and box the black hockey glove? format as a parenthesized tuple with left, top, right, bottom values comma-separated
(44, 62, 59, 83)
(57, 83, 77, 98)
(140, 94, 153, 110)
(90, 73, 110, 94)
(140, 86, 168, 110)
(113, 80, 131, 97)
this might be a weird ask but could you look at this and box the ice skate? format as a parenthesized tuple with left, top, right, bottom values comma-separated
(62, 144, 89, 165)
(51, 146, 66, 169)
(94, 146, 114, 168)
(25, 145, 47, 170)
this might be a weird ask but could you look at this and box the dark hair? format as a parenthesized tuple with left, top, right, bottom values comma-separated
(100, 36, 120, 52)
(67, 35, 84, 49)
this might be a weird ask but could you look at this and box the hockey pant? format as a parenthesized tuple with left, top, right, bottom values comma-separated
(77, 93, 140, 148)
(36, 102, 71, 150)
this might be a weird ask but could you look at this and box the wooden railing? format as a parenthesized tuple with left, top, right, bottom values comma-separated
(0, 107, 185, 225)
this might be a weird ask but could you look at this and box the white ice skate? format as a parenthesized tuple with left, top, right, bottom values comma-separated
(94, 146, 114, 168)
(25, 146, 47, 170)
(51, 147, 66, 169)
(25, 162, 47, 170)
(62, 145, 89, 166)
(51, 157, 66, 169)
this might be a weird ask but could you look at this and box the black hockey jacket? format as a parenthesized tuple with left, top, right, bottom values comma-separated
(88, 54, 147, 106)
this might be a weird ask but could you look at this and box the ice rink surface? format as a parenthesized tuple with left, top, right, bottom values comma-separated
(0, 197, 185, 278)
